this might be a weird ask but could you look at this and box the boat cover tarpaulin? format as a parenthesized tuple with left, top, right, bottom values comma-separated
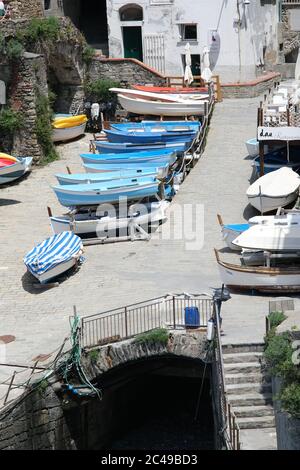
(24, 231, 83, 276)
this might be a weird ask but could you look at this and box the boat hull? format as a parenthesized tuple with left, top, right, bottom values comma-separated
(52, 181, 160, 207)
(50, 201, 169, 236)
(31, 258, 79, 284)
(0, 157, 33, 185)
(248, 190, 298, 213)
(118, 94, 206, 117)
(83, 163, 170, 179)
(94, 141, 188, 154)
(52, 122, 86, 143)
(56, 169, 158, 185)
(80, 152, 176, 166)
(104, 128, 195, 144)
(245, 138, 259, 157)
(216, 254, 300, 293)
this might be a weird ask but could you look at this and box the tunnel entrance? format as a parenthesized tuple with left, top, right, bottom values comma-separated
(63, 0, 109, 55)
(65, 356, 215, 450)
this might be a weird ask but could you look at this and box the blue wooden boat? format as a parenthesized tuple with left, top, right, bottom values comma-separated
(94, 140, 188, 154)
(104, 128, 195, 144)
(80, 150, 177, 166)
(83, 161, 171, 179)
(111, 121, 200, 133)
(56, 169, 158, 185)
(252, 147, 300, 176)
(217, 214, 250, 251)
(52, 176, 160, 207)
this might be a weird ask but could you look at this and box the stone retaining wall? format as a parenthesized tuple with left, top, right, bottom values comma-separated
(6, 0, 44, 19)
(221, 72, 281, 99)
(88, 58, 166, 88)
(0, 331, 209, 450)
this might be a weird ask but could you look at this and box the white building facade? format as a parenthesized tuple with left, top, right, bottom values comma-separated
(107, 0, 280, 82)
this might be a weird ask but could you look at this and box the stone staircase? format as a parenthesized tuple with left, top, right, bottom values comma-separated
(223, 343, 277, 449)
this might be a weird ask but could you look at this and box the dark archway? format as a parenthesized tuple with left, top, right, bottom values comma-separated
(63, 356, 215, 450)
(63, 0, 109, 55)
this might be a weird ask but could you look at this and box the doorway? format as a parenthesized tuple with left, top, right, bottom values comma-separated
(123, 27, 143, 61)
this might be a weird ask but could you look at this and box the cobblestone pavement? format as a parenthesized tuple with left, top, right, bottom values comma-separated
(1, 97, 298, 383)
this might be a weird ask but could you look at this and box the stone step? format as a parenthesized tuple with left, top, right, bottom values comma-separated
(236, 415, 276, 429)
(225, 373, 269, 385)
(223, 351, 263, 364)
(226, 382, 272, 395)
(224, 362, 262, 374)
(228, 393, 273, 407)
(223, 343, 264, 354)
(233, 405, 274, 418)
(222, 343, 264, 354)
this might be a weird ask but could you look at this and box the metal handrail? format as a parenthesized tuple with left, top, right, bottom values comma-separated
(213, 301, 241, 450)
(80, 293, 213, 349)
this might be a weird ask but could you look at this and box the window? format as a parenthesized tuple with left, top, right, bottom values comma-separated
(181, 24, 197, 41)
(119, 4, 143, 21)
(44, 0, 51, 10)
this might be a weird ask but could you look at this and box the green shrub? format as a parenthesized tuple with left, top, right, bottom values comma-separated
(280, 383, 300, 418)
(6, 39, 24, 61)
(35, 93, 58, 165)
(83, 46, 95, 65)
(0, 108, 23, 135)
(269, 311, 287, 329)
(264, 332, 292, 376)
(89, 349, 99, 363)
(24, 17, 60, 44)
(84, 79, 120, 103)
(133, 328, 169, 347)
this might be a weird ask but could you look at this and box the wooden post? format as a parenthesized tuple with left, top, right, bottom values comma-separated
(259, 141, 264, 177)
(47, 206, 53, 217)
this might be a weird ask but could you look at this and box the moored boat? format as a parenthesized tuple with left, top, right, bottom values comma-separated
(52, 176, 160, 207)
(50, 200, 170, 236)
(232, 211, 300, 252)
(246, 167, 300, 213)
(104, 127, 196, 144)
(83, 161, 171, 179)
(0, 156, 33, 185)
(80, 150, 177, 166)
(217, 215, 250, 251)
(93, 140, 188, 154)
(215, 249, 300, 293)
(24, 231, 84, 284)
(117, 93, 207, 117)
(52, 122, 86, 143)
(56, 168, 159, 185)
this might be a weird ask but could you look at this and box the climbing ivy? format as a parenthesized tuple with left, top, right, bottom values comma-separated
(0, 108, 23, 135)
(34, 93, 58, 165)
(133, 328, 169, 347)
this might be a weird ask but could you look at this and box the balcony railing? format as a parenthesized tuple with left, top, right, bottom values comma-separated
(282, 1, 300, 5)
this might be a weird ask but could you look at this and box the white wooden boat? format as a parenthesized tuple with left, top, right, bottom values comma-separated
(117, 94, 207, 117)
(50, 201, 169, 236)
(215, 249, 300, 293)
(246, 167, 300, 213)
(52, 122, 86, 143)
(241, 249, 300, 266)
(0, 157, 33, 185)
(233, 212, 300, 251)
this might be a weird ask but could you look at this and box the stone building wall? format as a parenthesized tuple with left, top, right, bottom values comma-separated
(282, 6, 300, 59)
(88, 58, 166, 88)
(9, 53, 48, 162)
(6, 0, 44, 19)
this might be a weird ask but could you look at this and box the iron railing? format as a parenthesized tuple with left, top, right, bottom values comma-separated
(80, 294, 213, 349)
(213, 302, 240, 450)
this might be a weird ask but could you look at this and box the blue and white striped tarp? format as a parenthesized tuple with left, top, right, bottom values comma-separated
(24, 232, 83, 276)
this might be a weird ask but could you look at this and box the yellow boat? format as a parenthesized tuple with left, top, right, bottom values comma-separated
(53, 115, 87, 128)
(0, 153, 18, 163)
